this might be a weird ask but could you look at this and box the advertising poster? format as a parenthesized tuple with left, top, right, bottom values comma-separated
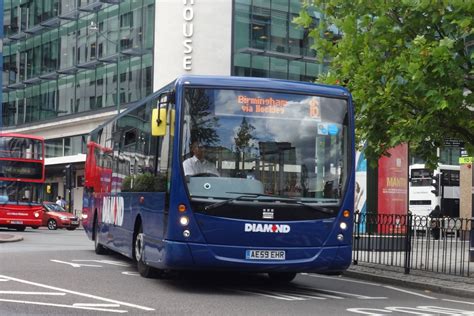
(355, 150, 367, 233)
(377, 144, 408, 233)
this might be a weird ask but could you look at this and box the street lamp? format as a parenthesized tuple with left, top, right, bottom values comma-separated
(89, 21, 121, 114)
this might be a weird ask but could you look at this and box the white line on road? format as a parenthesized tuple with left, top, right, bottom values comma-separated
(236, 289, 306, 301)
(299, 287, 387, 300)
(74, 303, 121, 307)
(383, 286, 436, 299)
(0, 298, 128, 313)
(50, 260, 102, 268)
(73, 260, 130, 267)
(442, 299, 474, 305)
(0, 291, 65, 295)
(121, 271, 140, 276)
(0, 275, 155, 311)
(301, 273, 381, 286)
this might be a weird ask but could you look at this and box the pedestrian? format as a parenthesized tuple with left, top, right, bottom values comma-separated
(429, 205, 442, 240)
(56, 196, 66, 209)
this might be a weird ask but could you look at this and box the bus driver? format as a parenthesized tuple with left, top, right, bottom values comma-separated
(183, 141, 219, 177)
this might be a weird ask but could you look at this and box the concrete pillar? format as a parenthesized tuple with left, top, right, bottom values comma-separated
(459, 162, 473, 261)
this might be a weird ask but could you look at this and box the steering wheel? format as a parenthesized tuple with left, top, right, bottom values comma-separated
(192, 173, 219, 177)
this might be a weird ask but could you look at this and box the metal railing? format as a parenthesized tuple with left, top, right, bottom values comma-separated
(352, 211, 473, 277)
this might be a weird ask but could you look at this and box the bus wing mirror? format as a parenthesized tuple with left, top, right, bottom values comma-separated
(152, 108, 167, 136)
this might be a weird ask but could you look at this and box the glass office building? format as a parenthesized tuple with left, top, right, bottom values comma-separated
(2, 0, 154, 128)
(233, 0, 326, 81)
(1, 0, 324, 209)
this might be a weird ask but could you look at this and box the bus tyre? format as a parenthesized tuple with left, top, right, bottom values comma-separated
(94, 216, 108, 255)
(47, 219, 57, 230)
(15, 226, 26, 232)
(134, 225, 162, 278)
(268, 272, 297, 284)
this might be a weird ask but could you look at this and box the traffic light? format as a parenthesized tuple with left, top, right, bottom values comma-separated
(64, 164, 75, 189)
(431, 174, 440, 196)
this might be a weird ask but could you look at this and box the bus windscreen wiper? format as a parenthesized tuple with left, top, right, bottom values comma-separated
(204, 192, 334, 215)
(204, 194, 259, 211)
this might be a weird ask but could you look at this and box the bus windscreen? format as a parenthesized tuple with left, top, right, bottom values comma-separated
(181, 88, 349, 207)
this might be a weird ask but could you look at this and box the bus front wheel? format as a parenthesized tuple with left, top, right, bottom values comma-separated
(134, 225, 162, 278)
(268, 272, 297, 284)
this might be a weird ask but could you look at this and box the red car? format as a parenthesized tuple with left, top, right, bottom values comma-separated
(42, 202, 80, 230)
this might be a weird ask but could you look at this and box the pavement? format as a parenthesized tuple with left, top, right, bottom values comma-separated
(346, 262, 474, 299)
(1, 232, 473, 298)
(0, 232, 23, 243)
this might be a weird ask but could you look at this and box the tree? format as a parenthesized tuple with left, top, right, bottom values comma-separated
(296, 1, 474, 167)
(234, 117, 256, 170)
(185, 89, 220, 146)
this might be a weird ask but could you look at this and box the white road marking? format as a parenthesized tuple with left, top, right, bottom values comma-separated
(0, 279, 9, 282)
(0, 298, 127, 313)
(237, 289, 306, 301)
(73, 260, 130, 267)
(442, 299, 474, 305)
(306, 288, 387, 300)
(0, 275, 155, 311)
(274, 290, 326, 300)
(385, 306, 433, 314)
(74, 303, 121, 307)
(383, 286, 436, 300)
(0, 291, 65, 295)
(121, 271, 140, 276)
(50, 260, 102, 268)
(302, 273, 381, 286)
(347, 307, 392, 315)
(418, 305, 474, 314)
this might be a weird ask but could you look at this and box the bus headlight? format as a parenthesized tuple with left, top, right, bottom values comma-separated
(34, 212, 40, 218)
(337, 234, 344, 241)
(82, 214, 88, 219)
(179, 216, 189, 226)
(340, 222, 348, 230)
(183, 230, 191, 237)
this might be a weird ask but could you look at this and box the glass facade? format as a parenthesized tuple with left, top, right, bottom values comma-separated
(2, 0, 154, 127)
(233, 0, 328, 81)
(45, 134, 87, 158)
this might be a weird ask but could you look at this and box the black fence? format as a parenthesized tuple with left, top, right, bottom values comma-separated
(352, 211, 473, 277)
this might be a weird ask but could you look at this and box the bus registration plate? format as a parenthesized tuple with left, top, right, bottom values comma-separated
(245, 250, 285, 260)
(11, 221, 23, 224)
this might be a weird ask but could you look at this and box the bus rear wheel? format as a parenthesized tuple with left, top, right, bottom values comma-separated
(268, 272, 297, 284)
(134, 225, 162, 278)
(94, 215, 108, 255)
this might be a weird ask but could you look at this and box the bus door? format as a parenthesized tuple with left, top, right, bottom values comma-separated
(109, 93, 174, 253)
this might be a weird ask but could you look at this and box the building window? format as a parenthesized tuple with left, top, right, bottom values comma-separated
(46, 135, 87, 158)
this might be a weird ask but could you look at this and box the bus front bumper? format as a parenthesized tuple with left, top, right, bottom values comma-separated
(148, 240, 352, 274)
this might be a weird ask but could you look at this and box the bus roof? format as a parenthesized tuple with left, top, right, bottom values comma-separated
(90, 75, 352, 137)
(174, 75, 351, 98)
(0, 133, 44, 141)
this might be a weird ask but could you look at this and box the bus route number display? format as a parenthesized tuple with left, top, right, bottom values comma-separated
(0, 161, 43, 180)
(237, 94, 321, 120)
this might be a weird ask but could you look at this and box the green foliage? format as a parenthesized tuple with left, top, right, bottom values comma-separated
(297, 0, 474, 167)
(122, 173, 167, 192)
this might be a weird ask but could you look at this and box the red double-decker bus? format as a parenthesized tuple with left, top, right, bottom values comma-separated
(0, 133, 45, 231)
